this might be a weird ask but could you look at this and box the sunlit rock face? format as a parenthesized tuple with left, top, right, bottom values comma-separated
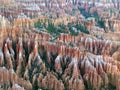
(112, 48, 120, 61)
(103, 33, 120, 41)
(0, 25, 120, 90)
(1, 1, 120, 90)
(104, 19, 120, 32)
(11, 84, 25, 90)
(58, 33, 115, 55)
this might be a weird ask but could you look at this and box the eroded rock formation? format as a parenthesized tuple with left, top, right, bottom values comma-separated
(0, 24, 120, 90)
